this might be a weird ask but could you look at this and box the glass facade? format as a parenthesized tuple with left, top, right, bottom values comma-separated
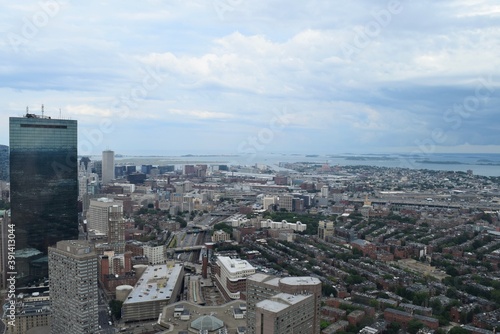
(0, 144, 8, 181)
(9, 116, 78, 286)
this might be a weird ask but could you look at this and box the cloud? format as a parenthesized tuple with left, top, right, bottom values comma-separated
(66, 105, 113, 118)
(0, 0, 500, 155)
(168, 109, 233, 120)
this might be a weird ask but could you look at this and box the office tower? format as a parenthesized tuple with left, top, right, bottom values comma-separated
(278, 194, 293, 211)
(102, 150, 115, 184)
(321, 185, 329, 198)
(184, 164, 196, 175)
(262, 196, 277, 211)
(317, 220, 335, 241)
(143, 245, 166, 265)
(92, 160, 102, 180)
(141, 164, 153, 175)
(246, 273, 322, 334)
(361, 195, 372, 220)
(0, 144, 8, 181)
(87, 198, 125, 253)
(9, 115, 78, 286)
(48, 240, 98, 334)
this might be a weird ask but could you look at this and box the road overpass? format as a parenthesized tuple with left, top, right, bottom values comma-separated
(350, 198, 500, 210)
(168, 245, 205, 253)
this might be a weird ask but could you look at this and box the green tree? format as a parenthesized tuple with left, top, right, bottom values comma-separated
(448, 326, 470, 334)
(446, 266, 460, 277)
(386, 322, 401, 334)
(345, 274, 365, 285)
(478, 212, 493, 224)
(213, 222, 233, 235)
(407, 320, 424, 334)
(321, 320, 330, 330)
(412, 291, 429, 306)
(175, 216, 187, 228)
(109, 299, 123, 320)
(322, 283, 337, 297)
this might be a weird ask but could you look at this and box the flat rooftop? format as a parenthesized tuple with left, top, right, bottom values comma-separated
(256, 293, 310, 313)
(218, 256, 255, 273)
(16, 298, 51, 316)
(248, 273, 280, 287)
(280, 276, 321, 286)
(124, 263, 183, 304)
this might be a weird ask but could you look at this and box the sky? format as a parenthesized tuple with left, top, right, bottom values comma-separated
(1, 0, 500, 157)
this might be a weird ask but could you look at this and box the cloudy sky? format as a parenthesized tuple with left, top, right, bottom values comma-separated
(1, 0, 499, 156)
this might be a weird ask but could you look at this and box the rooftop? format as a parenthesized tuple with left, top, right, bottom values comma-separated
(280, 276, 321, 286)
(15, 297, 51, 316)
(124, 263, 183, 304)
(217, 256, 255, 273)
(16, 248, 43, 258)
(248, 273, 281, 287)
(256, 293, 310, 313)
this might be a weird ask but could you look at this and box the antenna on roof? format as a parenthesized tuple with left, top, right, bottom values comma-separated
(41, 104, 44, 118)
(26, 106, 29, 116)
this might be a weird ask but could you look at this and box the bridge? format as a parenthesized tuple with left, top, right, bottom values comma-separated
(350, 198, 500, 210)
(168, 245, 205, 253)
(351, 198, 462, 208)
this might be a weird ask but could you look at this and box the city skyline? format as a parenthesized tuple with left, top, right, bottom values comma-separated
(1, 1, 500, 156)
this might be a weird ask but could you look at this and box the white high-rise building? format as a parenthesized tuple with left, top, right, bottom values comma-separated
(102, 149, 115, 184)
(321, 185, 329, 198)
(143, 245, 166, 265)
(262, 196, 277, 211)
(215, 256, 255, 300)
(87, 198, 125, 253)
(48, 240, 98, 334)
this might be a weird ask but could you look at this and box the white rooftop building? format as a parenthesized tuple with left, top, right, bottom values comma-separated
(122, 263, 184, 322)
(143, 245, 166, 265)
(259, 219, 307, 232)
(215, 256, 255, 300)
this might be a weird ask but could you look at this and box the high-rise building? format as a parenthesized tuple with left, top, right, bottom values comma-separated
(246, 273, 322, 334)
(321, 185, 329, 198)
(143, 245, 166, 265)
(262, 196, 277, 211)
(87, 198, 125, 253)
(317, 220, 335, 240)
(9, 115, 78, 286)
(48, 240, 98, 334)
(0, 144, 8, 181)
(255, 293, 317, 334)
(92, 160, 102, 179)
(102, 150, 115, 184)
(278, 194, 293, 212)
(214, 256, 255, 300)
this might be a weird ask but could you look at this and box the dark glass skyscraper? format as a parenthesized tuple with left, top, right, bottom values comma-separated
(0, 144, 8, 181)
(9, 115, 78, 286)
